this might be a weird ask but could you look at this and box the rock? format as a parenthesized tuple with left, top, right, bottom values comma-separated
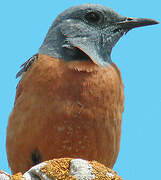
(1, 158, 123, 180)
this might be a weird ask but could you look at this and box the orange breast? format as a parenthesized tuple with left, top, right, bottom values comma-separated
(6, 54, 124, 173)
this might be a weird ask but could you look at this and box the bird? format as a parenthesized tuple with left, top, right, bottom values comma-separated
(6, 4, 158, 174)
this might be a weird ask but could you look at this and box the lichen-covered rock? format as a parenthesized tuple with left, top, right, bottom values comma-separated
(1, 158, 123, 180)
(0, 171, 11, 180)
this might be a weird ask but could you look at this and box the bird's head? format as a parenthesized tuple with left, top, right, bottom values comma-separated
(39, 4, 158, 67)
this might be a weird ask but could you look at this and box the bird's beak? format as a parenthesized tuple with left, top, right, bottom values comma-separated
(117, 17, 159, 30)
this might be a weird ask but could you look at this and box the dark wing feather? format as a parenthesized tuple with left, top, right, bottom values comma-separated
(16, 54, 38, 78)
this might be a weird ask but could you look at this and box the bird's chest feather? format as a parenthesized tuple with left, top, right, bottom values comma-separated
(15, 54, 124, 126)
(7, 54, 124, 172)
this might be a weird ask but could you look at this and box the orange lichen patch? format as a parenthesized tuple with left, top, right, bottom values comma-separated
(90, 161, 123, 180)
(0, 158, 123, 180)
(40, 158, 76, 180)
(11, 173, 23, 180)
(40, 158, 123, 180)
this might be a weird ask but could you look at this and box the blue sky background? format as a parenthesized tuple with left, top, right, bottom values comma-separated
(0, 0, 160, 179)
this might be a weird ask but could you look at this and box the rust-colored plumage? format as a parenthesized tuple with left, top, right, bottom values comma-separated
(6, 54, 124, 173)
(6, 3, 157, 174)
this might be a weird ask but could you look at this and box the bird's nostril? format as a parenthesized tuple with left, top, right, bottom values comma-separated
(126, 17, 133, 21)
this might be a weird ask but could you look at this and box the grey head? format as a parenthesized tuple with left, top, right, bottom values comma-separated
(39, 4, 158, 67)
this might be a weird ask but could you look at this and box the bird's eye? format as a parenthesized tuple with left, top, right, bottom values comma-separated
(84, 12, 101, 24)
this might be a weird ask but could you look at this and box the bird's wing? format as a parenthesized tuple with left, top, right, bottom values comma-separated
(16, 54, 38, 78)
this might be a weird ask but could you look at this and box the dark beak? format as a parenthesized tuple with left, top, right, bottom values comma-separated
(117, 17, 159, 30)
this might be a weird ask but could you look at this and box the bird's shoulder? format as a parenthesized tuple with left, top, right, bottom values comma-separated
(16, 54, 38, 78)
